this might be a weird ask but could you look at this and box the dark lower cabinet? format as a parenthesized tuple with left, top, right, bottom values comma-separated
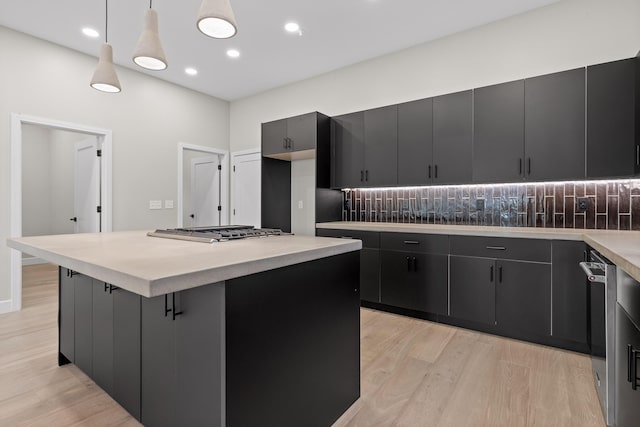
(92, 279, 114, 395)
(380, 251, 447, 314)
(74, 273, 93, 376)
(361, 248, 381, 303)
(59, 268, 75, 363)
(551, 241, 589, 349)
(615, 304, 640, 427)
(449, 256, 496, 325)
(141, 284, 224, 427)
(495, 260, 551, 337)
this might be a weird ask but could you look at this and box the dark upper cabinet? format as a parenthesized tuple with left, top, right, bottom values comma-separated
(473, 80, 525, 183)
(262, 112, 319, 158)
(524, 68, 586, 181)
(433, 90, 473, 184)
(397, 98, 433, 185)
(331, 112, 365, 188)
(587, 58, 639, 178)
(364, 105, 398, 187)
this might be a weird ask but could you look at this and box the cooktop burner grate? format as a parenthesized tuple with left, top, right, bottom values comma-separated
(147, 225, 285, 243)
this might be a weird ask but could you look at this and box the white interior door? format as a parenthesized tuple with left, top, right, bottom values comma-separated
(74, 138, 100, 233)
(191, 155, 221, 227)
(232, 152, 261, 228)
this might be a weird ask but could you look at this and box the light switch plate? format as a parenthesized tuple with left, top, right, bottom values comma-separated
(164, 200, 174, 209)
(298, 200, 304, 209)
(149, 200, 162, 210)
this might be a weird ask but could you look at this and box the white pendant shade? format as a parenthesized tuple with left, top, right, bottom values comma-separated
(90, 43, 121, 93)
(197, 0, 237, 39)
(132, 8, 168, 70)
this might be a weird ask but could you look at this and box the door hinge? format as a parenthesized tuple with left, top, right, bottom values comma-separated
(217, 206, 222, 211)
(97, 149, 102, 157)
(218, 165, 222, 171)
(97, 206, 102, 213)
(233, 165, 236, 172)
(233, 209, 236, 215)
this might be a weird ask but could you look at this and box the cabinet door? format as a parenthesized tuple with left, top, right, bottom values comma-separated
(261, 119, 287, 156)
(74, 273, 93, 376)
(331, 112, 364, 188)
(433, 90, 473, 184)
(524, 68, 585, 180)
(287, 112, 317, 152)
(450, 256, 495, 325)
(496, 260, 551, 337)
(381, 251, 447, 314)
(398, 98, 433, 185)
(141, 294, 177, 427)
(551, 241, 588, 347)
(473, 80, 525, 183)
(615, 304, 640, 427)
(364, 105, 398, 187)
(59, 268, 75, 363)
(361, 248, 380, 303)
(92, 280, 114, 395)
(175, 284, 224, 427)
(587, 58, 637, 178)
(113, 289, 141, 420)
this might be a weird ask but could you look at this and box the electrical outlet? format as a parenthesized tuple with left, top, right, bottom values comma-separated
(164, 200, 174, 209)
(476, 199, 485, 211)
(149, 200, 162, 210)
(577, 197, 589, 212)
(298, 200, 304, 209)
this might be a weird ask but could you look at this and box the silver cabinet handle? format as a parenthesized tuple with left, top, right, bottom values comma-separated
(403, 240, 420, 245)
(579, 262, 606, 283)
(485, 246, 506, 251)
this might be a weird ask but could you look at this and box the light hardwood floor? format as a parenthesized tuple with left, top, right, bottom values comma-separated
(0, 264, 605, 426)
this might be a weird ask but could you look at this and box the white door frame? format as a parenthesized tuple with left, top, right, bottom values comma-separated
(177, 143, 229, 227)
(230, 148, 261, 227)
(9, 113, 113, 313)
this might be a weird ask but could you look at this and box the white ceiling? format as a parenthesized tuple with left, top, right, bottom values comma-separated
(0, 0, 559, 101)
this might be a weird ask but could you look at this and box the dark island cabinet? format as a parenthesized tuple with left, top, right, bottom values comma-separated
(331, 112, 365, 188)
(262, 112, 318, 157)
(316, 228, 380, 303)
(74, 273, 93, 376)
(433, 90, 473, 184)
(91, 279, 114, 395)
(380, 233, 448, 315)
(587, 58, 639, 178)
(363, 105, 398, 187)
(449, 256, 496, 325)
(141, 284, 224, 427)
(551, 241, 589, 350)
(524, 68, 586, 181)
(397, 98, 433, 185)
(473, 80, 525, 183)
(59, 268, 75, 363)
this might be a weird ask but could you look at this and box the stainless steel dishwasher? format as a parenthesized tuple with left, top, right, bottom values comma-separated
(580, 249, 616, 426)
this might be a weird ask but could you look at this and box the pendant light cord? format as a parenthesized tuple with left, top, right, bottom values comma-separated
(105, 0, 109, 43)
(150, 0, 152, 9)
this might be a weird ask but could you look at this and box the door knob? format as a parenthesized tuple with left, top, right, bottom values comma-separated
(69, 217, 77, 222)
(190, 214, 195, 219)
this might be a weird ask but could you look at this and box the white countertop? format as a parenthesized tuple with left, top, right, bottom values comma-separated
(317, 222, 640, 283)
(7, 231, 362, 298)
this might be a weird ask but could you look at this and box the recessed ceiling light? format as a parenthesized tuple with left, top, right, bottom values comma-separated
(284, 22, 300, 33)
(185, 67, 198, 76)
(82, 27, 100, 38)
(226, 49, 240, 58)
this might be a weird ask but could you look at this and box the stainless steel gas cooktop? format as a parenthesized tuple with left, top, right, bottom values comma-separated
(147, 225, 285, 244)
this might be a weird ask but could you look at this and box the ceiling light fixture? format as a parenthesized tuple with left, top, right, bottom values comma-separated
(82, 27, 100, 38)
(185, 67, 198, 76)
(284, 22, 300, 33)
(90, 0, 121, 93)
(132, 0, 168, 70)
(226, 49, 240, 58)
(196, 0, 237, 39)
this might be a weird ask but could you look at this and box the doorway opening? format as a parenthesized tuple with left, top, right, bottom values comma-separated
(177, 143, 229, 228)
(9, 114, 112, 313)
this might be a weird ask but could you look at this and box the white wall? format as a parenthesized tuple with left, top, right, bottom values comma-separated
(291, 158, 316, 236)
(230, 0, 640, 153)
(0, 26, 230, 303)
(22, 125, 52, 238)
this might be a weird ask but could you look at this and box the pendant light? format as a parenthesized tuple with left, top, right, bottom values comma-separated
(132, 0, 168, 70)
(196, 0, 237, 39)
(90, 0, 121, 93)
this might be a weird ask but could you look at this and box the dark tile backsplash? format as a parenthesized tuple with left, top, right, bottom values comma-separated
(342, 180, 640, 231)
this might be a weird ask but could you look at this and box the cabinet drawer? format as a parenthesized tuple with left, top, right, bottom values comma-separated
(316, 229, 380, 249)
(380, 233, 448, 254)
(449, 235, 550, 262)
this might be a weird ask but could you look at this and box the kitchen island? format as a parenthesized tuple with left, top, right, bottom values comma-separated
(7, 231, 362, 427)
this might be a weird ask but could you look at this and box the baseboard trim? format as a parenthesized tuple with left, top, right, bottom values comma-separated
(22, 257, 47, 266)
(0, 299, 14, 315)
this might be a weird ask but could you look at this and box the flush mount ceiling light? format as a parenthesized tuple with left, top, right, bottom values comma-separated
(132, 0, 168, 70)
(284, 22, 300, 33)
(82, 27, 100, 38)
(226, 49, 240, 58)
(196, 0, 237, 39)
(90, 0, 121, 93)
(185, 67, 198, 76)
